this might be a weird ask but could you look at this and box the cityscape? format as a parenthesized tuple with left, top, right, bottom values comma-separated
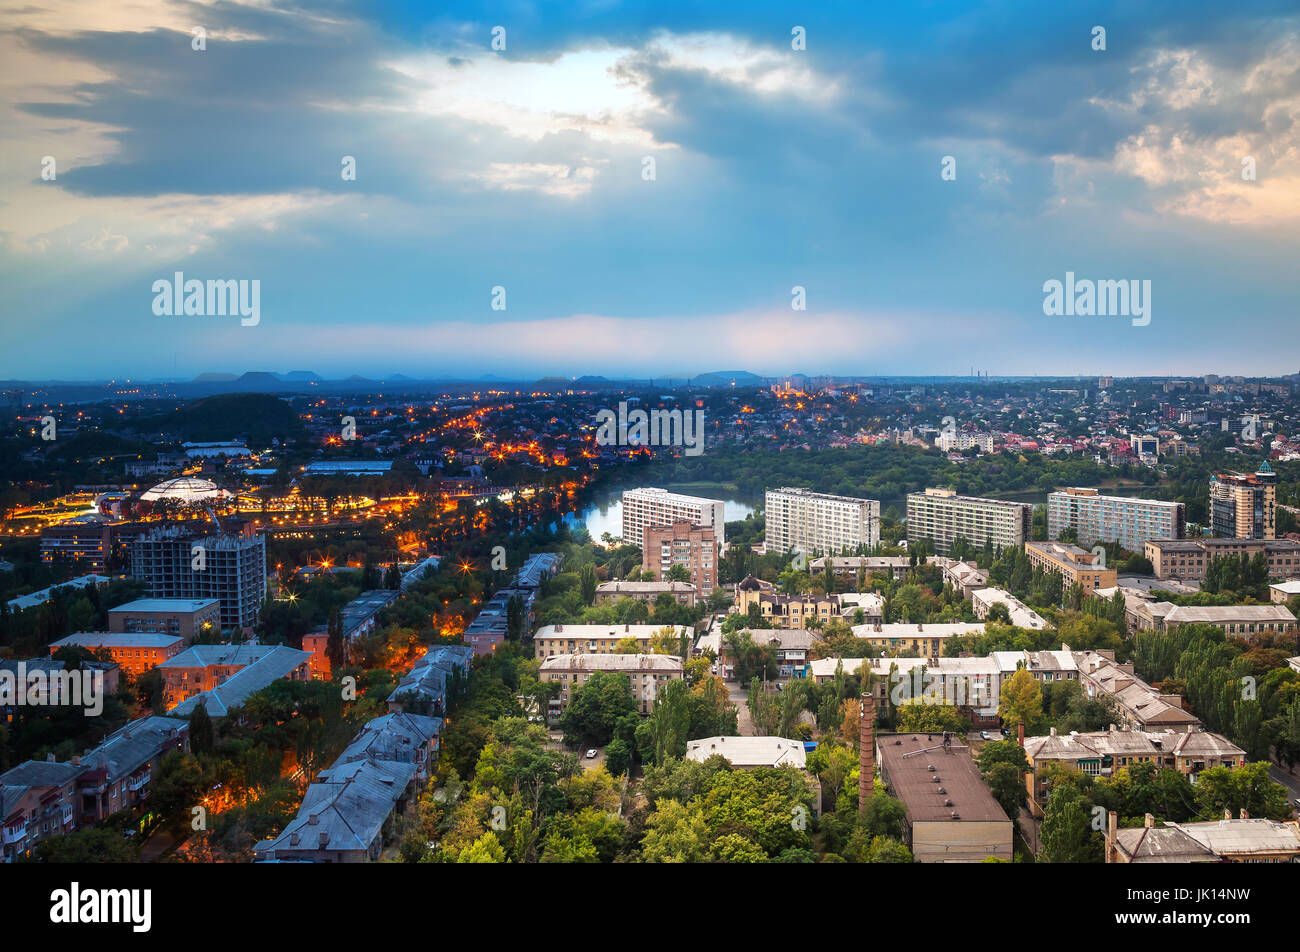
(1, 0, 1298, 925)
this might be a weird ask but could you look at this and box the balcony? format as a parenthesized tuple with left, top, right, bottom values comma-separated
(127, 772, 151, 792)
(2, 825, 26, 845)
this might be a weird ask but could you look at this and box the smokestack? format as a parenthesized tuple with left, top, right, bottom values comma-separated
(1106, 810, 1118, 864)
(858, 691, 875, 811)
(1017, 723, 1024, 747)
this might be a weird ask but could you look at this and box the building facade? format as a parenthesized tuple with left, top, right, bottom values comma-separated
(539, 653, 683, 716)
(108, 597, 221, 642)
(1024, 541, 1118, 593)
(906, 488, 1032, 555)
(1145, 537, 1300, 581)
(640, 520, 717, 596)
(1210, 463, 1278, 539)
(764, 487, 880, 556)
(620, 488, 724, 550)
(1047, 487, 1184, 551)
(129, 526, 267, 633)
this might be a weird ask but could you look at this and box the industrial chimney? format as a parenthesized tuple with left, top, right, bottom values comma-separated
(858, 691, 875, 811)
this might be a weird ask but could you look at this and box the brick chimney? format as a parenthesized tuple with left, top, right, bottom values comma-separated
(1017, 723, 1024, 747)
(1239, 808, 1249, 820)
(1145, 813, 1155, 828)
(858, 691, 875, 811)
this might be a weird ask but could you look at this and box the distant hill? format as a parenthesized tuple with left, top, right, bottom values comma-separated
(691, 370, 764, 388)
(193, 372, 238, 383)
(124, 393, 304, 445)
(279, 371, 322, 382)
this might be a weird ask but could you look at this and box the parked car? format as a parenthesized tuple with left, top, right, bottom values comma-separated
(585, 749, 598, 759)
(980, 731, 991, 740)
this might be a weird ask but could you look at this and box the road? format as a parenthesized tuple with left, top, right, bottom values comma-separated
(727, 680, 755, 735)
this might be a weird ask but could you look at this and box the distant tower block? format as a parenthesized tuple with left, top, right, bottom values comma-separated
(858, 691, 875, 810)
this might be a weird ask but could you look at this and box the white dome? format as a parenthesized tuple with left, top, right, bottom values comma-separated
(140, 477, 226, 504)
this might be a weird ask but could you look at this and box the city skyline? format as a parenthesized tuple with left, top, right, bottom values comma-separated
(3, 2, 1299, 379)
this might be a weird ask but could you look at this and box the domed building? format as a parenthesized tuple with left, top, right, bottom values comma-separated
(139, 476, 227, 508)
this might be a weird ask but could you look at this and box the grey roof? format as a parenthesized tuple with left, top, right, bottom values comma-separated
(159, 643, 286, 669)
(257, 758, 416, 857)
(108, 598, 219, 614)
(169, 646, 311, 718)
(79, 716, 189, 783)
(0, 760, 81, 789)
(1115, 826, 1219, 863)
(50, 631, 185, 650)
(336, 712, 442, 766)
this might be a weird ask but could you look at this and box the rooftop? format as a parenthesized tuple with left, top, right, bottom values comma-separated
(877, 732, 1009, 824)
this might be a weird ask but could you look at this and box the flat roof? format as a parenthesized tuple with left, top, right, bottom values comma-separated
(50, 631, 185, 650)
(877, 732, 1009, 824)
(108, 598, 219, 614)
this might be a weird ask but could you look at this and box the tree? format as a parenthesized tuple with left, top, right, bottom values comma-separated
(895, 700, 965, 734)
(999, 668, 1043, 729)
(604, 738, 631, 776)
(558, 672, 637, 745)
(667, 563, 692, 584)
(640, 799, 708, 862)
(579, 564, 597, 605)
(1039, 784, 1099, 863)
(188, 700, 215, 755)
(326, 607, 345, 672)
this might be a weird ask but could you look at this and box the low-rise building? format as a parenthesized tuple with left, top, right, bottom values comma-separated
(718, 628, 816, 679)
(48, 631, 186, 678)
(1111, 814, 1300, 863)
(1024, 726, 1244, 814)
(685, 735, 807, 768)
(107, 597, 221, 642)
(970, 587, 1048, 629)
(163, 644, 312, 715)
(1024, 541, 1117, 593)
(533, 624, 691, 659)
(1161, 604, 1297, 639)
(875, 731, 1013, 863)
(539, 653, 683, 716)
(734, 577, 839, 629)
(595, 580, 697, 607)
(1270, 580, 1300, 604)
(386, 645, 473, 715)
(1145, 538, 1300, 581)
(849, 622, 986, 659)
(1074, 649, 1200, 731)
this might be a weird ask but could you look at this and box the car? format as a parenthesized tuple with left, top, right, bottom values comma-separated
(585, 749, 598, 759)
(980, 731, 991, 740)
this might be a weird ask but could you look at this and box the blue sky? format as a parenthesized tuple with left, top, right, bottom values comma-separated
(2, 0, 1298, 381)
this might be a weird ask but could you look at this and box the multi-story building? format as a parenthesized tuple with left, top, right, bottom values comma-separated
(849, 621, 987, 659)
(935, 431, 995, 454)
(620, 488, 724, 550)
(734, 577, 840, 630)
(970, 588, 1048, 629)
(1160, 604, 1296, 639)
(1024, 541, 1118, 593)
(539, 653, 683, 716)
(39, 520, 148, 572)
(160, 643, 312, 712)
(640, 520, 717, 596)
(1047, 487, 1184, 552)
(107, 597, 221, 643)
(129, 525, 267, 633)
(905, 488, 1031, 555)
(764, 487, 880, 556)
(1024, 726, 1244, 813)
(47, 631, 185, 678)
(1111, 815, 1300, 864)
(533, 623, 692, 658)
(1145, 537, 1300, 581)
(594, 580, 697, 607)
(1210, 463, 1278, 539)
(1074, 650, 1199, 731)
(0, 716, 189, 861)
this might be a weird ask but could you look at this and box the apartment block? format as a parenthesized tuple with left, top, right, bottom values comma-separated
(641, 520, 717, 596)
(1024, 541, 1118, 593)
(1047, 487, 1184, 552)
(906, 488, 1031, 555)
(48, 631, 185, 678)
(539, 653, 683, 716)
(764, 487, 880, 556)
(620, 488, 724, 550)
(735, 576, 839, 630)
(1145, 538, 1300, 581)
(594, 580, 696, 607)
(108, 597, 221, 642)
(1210, 462, 1278, 539)
(129, 525, 267, 633)
(534, 623, 692, 658)
(160, 643, 312, 712)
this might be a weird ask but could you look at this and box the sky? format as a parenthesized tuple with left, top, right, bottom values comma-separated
(2, 0, 1299, 382)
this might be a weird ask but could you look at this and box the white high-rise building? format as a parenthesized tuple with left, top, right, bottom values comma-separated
(620, 488, 725, 550)
(765, 488, 880, 556)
